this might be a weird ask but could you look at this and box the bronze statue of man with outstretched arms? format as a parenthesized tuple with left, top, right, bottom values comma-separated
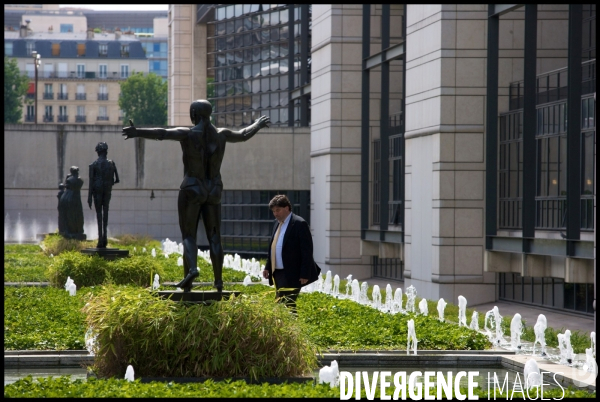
(122, 100, 269, 292)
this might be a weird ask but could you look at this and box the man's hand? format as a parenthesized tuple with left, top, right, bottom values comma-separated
(122, 119, 137, 140)
(299, 278, 308, 285)
(262, 269, 270, 279)
(88, 196, 92, 210)
(255, 115, 270, 129)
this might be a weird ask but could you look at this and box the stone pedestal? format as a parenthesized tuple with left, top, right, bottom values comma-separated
(80, 248, 129, 260)
(157, 290, 240, 304)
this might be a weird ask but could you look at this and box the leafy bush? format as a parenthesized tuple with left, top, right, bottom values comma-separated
(112, 234, 156, 247)
(41, 234, 96, 256)
(83, 286, 319, 380)
(48, 251, 109, 288)
(4, 287, 91, 350)
(48, 252, 164, 288)
(4, 377, 340, 398)
(106, 254, 164, 287)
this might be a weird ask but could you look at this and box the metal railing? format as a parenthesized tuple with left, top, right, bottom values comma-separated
(75, 115, 86, 122)
(43, 115, 54, 122)
(43, 92, 54, 100)
(97, 93, 109, 101)
(57, 93, 68, 100)
(97, 116, 109, 121)
(75, 93, 86, 100)
(57, 115, 68, 122)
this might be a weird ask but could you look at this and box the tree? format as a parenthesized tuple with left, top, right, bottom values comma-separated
(4, 57, 30, 124)
(118, 72, 167, 125)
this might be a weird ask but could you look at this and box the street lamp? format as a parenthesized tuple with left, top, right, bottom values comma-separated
(32, 51, 41, 124)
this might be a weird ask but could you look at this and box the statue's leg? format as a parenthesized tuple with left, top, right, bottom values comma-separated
(201, 203, 223, 292)
(175, 189, 201, 291)
(102, 204, 109, 247)
(93, 196, 103, 248)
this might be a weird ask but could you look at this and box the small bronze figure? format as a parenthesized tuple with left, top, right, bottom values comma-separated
(59, 166, 85, 239)
(57, 182, 66, 234)
(122, 100, 269, 292)
(88, 142, 120, 248)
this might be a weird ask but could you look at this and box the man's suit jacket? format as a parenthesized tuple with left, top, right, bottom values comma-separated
(265, 212, 319, 288)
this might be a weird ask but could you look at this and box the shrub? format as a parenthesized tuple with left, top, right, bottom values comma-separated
(83, 285, 318, 380)
(4, 244, 49, 282)
(113, 234, 157, 247)
(107, 254, 164, 287)
(48, 251, 109, 288)
(41, 234, 94, 256)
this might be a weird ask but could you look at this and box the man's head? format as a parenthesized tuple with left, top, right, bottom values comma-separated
(95, 142, 108, 155)
(190, 100, 212, 125)
(269, 194, 292, 222)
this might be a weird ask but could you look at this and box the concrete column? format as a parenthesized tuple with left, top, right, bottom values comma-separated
(311, 5, 371, 279)
(404, 5, 495, 305)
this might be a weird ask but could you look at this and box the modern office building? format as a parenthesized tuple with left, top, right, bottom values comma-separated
(167, 4, 595, 317)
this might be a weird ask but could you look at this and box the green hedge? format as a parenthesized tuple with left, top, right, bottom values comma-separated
(84, 285, 318, 380)
(47, 251, 164, 288)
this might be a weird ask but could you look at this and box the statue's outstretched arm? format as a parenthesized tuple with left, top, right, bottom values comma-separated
(122, 119, 189, 141)
(223, 115, 270, 143)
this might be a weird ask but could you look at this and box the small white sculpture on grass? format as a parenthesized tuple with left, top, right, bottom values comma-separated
(84, 328, 97, 356)
(405, 285, 417, 313)
(332, 274, 340, 297)
(437, 298, 447, 322)
(152, 274, 160, 290)
(484, 306, 504, 346)
(243, 274, 252, 286)
(177, 256, 183, 266)
(407, 319, 418, 355)
(151, 248, 156, 258)
(65, 277, 76, 296)
(583, 347, 598, 374)
(523, 359, 542, 389)
(351, 279, 360, 303)
(124, 365, 135, 382)
(510, 313, 523, 350)
(418, 298, 428, 316)
(469, 311, 479, 331)
(372, 285, 381, 309)
(558, 330, 574, 365)
(457, 295, 467, 327)
(323, 271, 332, 295)
(392, 288, 403, 313)
(532, 314, 547, 356)
(359, 282, 369, 304)
(318, 360, 339, 388)
(345, 275, 353, 297)
(384, 284, 393, 312)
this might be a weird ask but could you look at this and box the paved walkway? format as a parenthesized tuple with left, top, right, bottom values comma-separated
(364, 278, 595, 334)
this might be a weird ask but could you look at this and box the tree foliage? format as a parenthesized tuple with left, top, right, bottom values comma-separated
(4, 56, 30, 124)
(118, 72, 167, 125)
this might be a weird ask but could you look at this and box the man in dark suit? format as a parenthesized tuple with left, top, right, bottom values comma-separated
(262, 194, 319, 312)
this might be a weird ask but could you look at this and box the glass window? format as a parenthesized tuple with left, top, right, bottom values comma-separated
(99, 44, 108, 56)
(5, 41, 13, 56)
(26, 41, 35, 55)
(121, 65, 129, 78)
(77, 106, 85, 116)
(76, 64, 85, 78)
(60, 24, 73, 33)
(98, 64, 107, 78)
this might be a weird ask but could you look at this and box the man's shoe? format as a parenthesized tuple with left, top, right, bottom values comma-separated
(214, 280, 223, 292)
(175, 269, 199, 290)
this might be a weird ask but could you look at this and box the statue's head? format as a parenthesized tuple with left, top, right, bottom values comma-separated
(190, 100, 212, 125)
(70, 166, 79, 176)
(95, 142, 108, 154)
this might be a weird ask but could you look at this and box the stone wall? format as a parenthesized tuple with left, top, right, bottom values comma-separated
(4, 123, 310, 242)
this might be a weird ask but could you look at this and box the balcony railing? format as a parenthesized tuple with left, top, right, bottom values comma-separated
(75, 93, 86, 100)
(57, 115, 68, 123)
(57, 93, 68, 100)
(75, 115, 86, 122)
(26, 93, 34, 99)
(43, 115, 54, 123)
(97, 116, 109, 121)
(24, 115, 35, 122)
(43, 92, 54, 100)
(97, 93, 109, 101)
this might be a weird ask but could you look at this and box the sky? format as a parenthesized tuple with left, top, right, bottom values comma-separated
(60, 4, 168, 11)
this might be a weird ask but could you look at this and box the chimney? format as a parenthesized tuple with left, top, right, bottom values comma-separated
(115, 27, 121, 40)
(87, 28, 94, 40)
(20, 19, 31, 38)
